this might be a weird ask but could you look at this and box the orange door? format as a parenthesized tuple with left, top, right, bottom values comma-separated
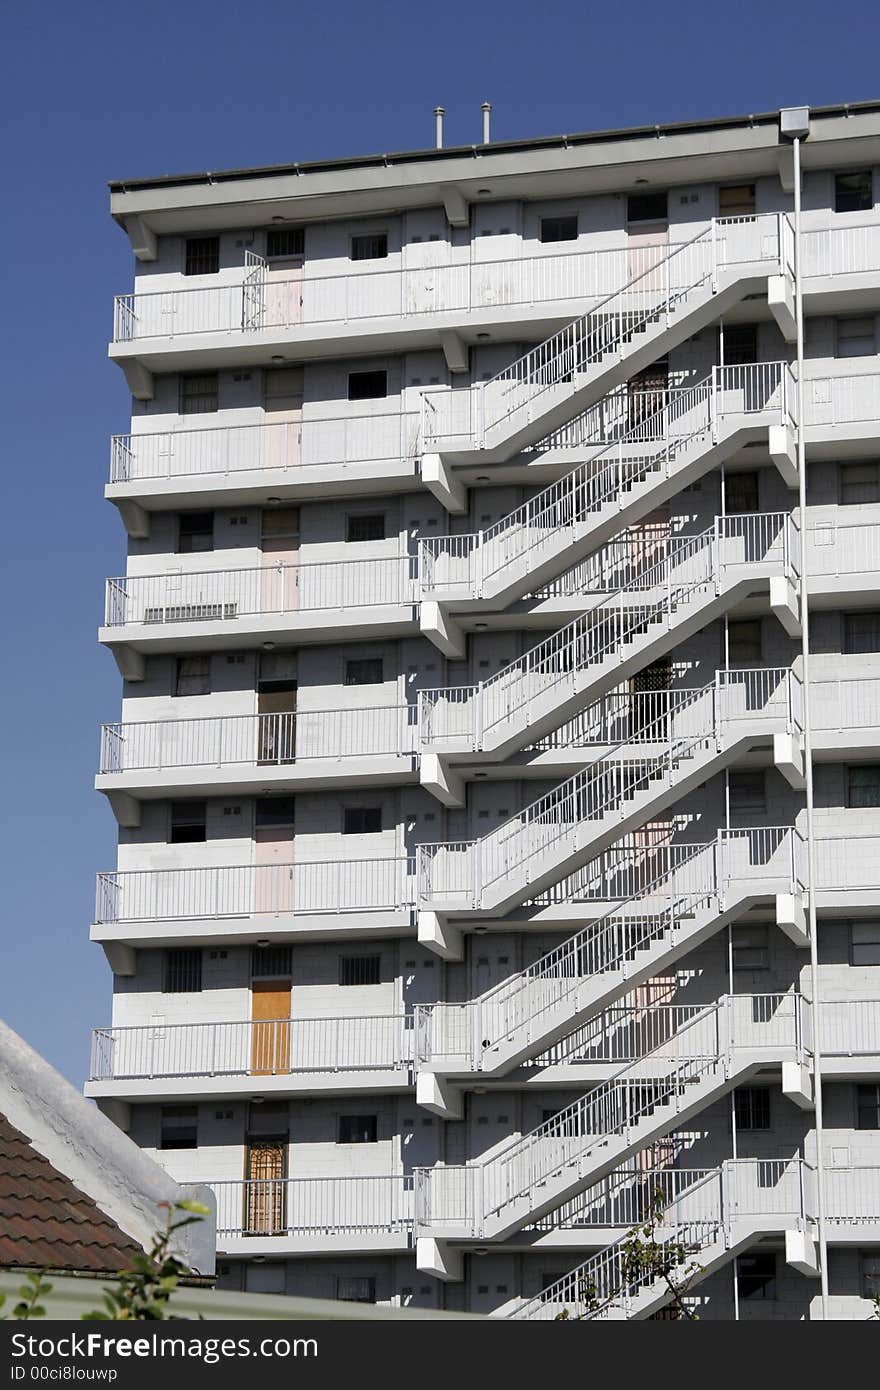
(250, 979, 292, 1075)
(244, 1140, 285, 1235)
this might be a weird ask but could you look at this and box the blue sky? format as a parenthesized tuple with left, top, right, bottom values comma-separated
(1, 0, 878, 1086)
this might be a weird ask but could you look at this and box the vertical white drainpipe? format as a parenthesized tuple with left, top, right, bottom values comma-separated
(434, 107, 445, 150)
(481, 103, 492, 144)
(792, 131, 830, 1318)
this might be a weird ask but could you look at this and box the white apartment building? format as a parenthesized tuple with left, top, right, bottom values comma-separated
(87, 99, 880, 1319)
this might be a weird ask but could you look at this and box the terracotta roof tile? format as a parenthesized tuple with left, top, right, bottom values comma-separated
(0, 1115, 141, 1274)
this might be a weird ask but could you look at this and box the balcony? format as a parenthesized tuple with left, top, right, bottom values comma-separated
(207, 1173, 414, 1256)
(86, 1013, 413, 1100)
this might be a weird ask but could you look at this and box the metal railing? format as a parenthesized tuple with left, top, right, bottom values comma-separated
(109, 410, 421, 484)
(94, 856, 415, 924)
(89, 1014, 413, 1081)
(208, 1173, 414, 1239)
(98, 705, 418, 774)
(103, 553, 416, 628)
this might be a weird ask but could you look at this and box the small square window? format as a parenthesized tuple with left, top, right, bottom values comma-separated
(540, 215, 578, 244)
(184, 237, 219, 276)
(720, 323, 758, 365)
(163, 948, 202, 993)
(175, 655, 210, 696)
(728, 619, 762, 666)
(726, 471, 760, 515)
(345, 657, 384, 686)
(343, 807, 382, 834)
(736, 1252, 776, 1300)
(729, 770, 766, 814)
(732, 926, 769, 971)
(539, 1273, 565, 1302)
(340, 955, 381, 986)
(841, 461, 880, 504)
(351, 233, 388, 261)
(734, 1087, 771, 1130)
(160, 1106, 199, 1149)
(346, 514, 385, 543)
(266, 228, 305, 259)
(857, 1084, 880, 1130)
(627, 192, 668, 224)
(338, 1115, 378, 1143)
(861, 1251, 880, 1298)
(844, 612, 880, 653)
(255, 796, 295, 829)
(251, 945, 293, 979)
(177, 511, 214, 554)
(336, 1275, 376, 1303)
(170, 801, 206, 844)
(837, 317, 876, 358)
(719, 184, 756, 218)
(852, 922, 880, 966)
(848, 765, 880, 809)
(348, 370, 387, 401)
(835, 170, 873, 214)
(179, 374, 219, 415)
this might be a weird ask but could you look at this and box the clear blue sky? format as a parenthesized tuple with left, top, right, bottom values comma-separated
(1, 0, 878, 1087)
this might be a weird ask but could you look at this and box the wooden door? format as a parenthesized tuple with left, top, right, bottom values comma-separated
(260, 506, 299, 614)
(263, 366, 303, 471)
(244, 1140, 286, 1235)
(257, 681, 297, 764)
(250, 979, 292, 1075)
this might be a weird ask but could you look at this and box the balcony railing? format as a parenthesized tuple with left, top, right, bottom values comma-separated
(103, 554, 416, 629)
(208, 1173, 414, 1240)
(95, 856, 415, 925)
(109, 410, 420, 485)
(98, 705, 419, 775)
(89, 1014, 413, 1081)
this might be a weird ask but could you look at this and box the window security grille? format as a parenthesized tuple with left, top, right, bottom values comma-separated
(184, 237, 219, 275)
(266, 228, 305, 258)
(345, 657, 384, 686)
(346, 514, 386, 542)
(339, 955, 381, 987)
(251, 945, 293, 978)
(351, 233, 388, 261)
(163, 949, 203, 993)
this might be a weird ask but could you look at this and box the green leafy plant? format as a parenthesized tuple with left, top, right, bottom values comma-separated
(81, 1200, 209, 1321)
(0, 1270, 53, 1320)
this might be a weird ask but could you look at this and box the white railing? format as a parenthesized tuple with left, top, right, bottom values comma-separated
(89, 1014, 412, 1081)
(103, 553, 416, 628)
(94, 856, 415, 924)
(805, 368, 880, 431)
(98, 705, 418, 774)
(209, 1173, 413, 1239)
(414, 994, 808, 1239)
(109, 411, 421, 484)
(418, 511, 799, 755)
(419, 362, 794, 598)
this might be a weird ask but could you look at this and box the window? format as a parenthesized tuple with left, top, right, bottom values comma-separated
(844, 611, 880, 653)
(539, 1273, 565, 1303)
(626, 192, 668, 224)
(346, 514, 385, 542)
(719, 184, 756, 218)
(340, 955, 381, 986)
(255, 796, 295, 829)
(348, 370, 387, 401)
(848, 765, 880, 808)
(732, 925, 769, 971)
(837, 316, 876, 358)
(351, 233, 388, 261)
(726, 471, 760, 515)
(179, 373, 219, 415)
(177, 511, 214, 554)
(266, 227, 304, 259)
(852, 922, 880, 966)
(251, 945, 293, 979)
(540, 215, 578, 243)
(175, 655, 210, 696)
(163, 948, 202, 993)
(160, 1106, 199, 1149)
(345, 657, 384, 686)
(736, 1252, 776, 1300)
(343, 806, 382, 834)
(729, 770, 766, 814)
(857, 1083, 880, 1129)
(184, 236, 219, 276)
(728, 619, 763, 666)
(835, 170, 873, 214)
(841, 461, 880, 504)
(861, 1252, 880, 1298)
(720, 323, 758, 365)
(170, 801, 207, 844)
(338, 1115, 378, 1143)
(335, 1276, 376, 1303)
(734, 1087, 771, 1130)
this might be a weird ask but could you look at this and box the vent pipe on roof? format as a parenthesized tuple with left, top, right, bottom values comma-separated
(481, 102, 492, 143)
(434, 107, 445, 149)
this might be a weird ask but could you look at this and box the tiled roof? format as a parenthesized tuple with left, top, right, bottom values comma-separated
(0, 1115, 141, 1274)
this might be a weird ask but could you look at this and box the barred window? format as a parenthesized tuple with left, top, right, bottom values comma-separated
(160, 1106, 198, 1149)
(251, 945, 293, 979)
(339, 955, 381, 987)
(841, 461, 880, 504)
(184, 236, 219, 275)
(346, 514, 385, 542)
(351, 233, 387, 261)
(844, 612, 880, 653)
(179, 373, 219, 415)
(175, 655, 210, 696)
(345, 657, 384, 686)
(734, 1087, 771, 1130)
(857, 1083, 880, 1130)
(848, 765, 880, 808)
(266, 228, 304, 259)
(335, 1276, 376, 1303)
(163, 949, 202, 993)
